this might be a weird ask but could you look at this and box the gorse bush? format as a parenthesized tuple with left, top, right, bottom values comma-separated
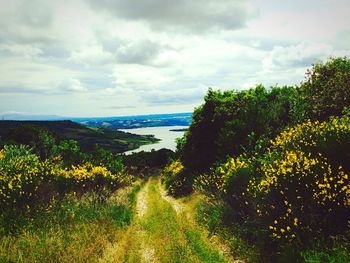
(249, 150, 350, 240)
(270, 115, 350, 172)
(195, 157, 250, 196)
(208, 116, 350, 241)
(249, 115, 350, 240)
(0, 145, 45, 208)
(0, 144, 129, 213)
(162, 160, 192, 196)
(195, 156, 254, 221)
(57, 162, 131, 192)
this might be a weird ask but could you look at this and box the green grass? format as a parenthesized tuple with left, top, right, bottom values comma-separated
(191, 195, 259, 262)
(135, 177, 227, 263)
(0, 182, 142, 262)
(190, 194, 350, 263)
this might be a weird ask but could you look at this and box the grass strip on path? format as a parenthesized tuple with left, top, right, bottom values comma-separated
(137, 177, 227, 263)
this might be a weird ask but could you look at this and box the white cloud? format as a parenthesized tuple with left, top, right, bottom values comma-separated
(0, 0, 349, 116)
(262, 42, 332, 72)
(58, 78, 86, 92)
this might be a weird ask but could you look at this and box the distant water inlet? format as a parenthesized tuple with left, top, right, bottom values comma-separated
(119, 126, 188, 154)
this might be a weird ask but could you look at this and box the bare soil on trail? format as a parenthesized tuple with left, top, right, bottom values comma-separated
(100, 177, 241, 263)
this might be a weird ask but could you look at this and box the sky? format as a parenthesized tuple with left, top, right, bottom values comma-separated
(0, 0, 349, 117)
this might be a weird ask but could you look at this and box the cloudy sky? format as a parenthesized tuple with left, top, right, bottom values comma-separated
(0, 0, 349, 117)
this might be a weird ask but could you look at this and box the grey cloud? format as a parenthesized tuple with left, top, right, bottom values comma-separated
(0, 85, 46, 94)
(0, 0, 55, 46)
(116, 40, 162, 65)
(87, 0, 251, 33)
(96, 34, 170, 66)
(18, 0, 53, 28)
(142, 87, 206, 105)
(40, 46, 71, 60)
(263, 43, 334, 72)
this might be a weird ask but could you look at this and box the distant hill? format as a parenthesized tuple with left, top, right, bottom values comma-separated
(73, 112, 192, 129)
(0, 120, 159, 153)
(1, 112, 192, 129)
(0, 113, 66, 121)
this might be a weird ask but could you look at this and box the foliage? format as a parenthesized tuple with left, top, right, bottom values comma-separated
(0, 143, 129, 214)
(181, 85, 301, 175)
(123, 148, 174, 170)
(54, 139, 84, 167)
(0, 183, 142, 262)
(0, 145, 46, 209)
(300, 56, 350, 120)
(189, 114, 350, 261)
(57, 162, 131, 192)
(2, 125, 56, 159)
(247, 116, 350, 240)
(172, 56, 350, 260)
(270, 115, 350, 173)
(162, 160, 192, 196)
(249, 150, 350, 240)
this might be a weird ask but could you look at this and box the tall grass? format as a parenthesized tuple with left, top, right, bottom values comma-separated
(0, 182, 142, 262)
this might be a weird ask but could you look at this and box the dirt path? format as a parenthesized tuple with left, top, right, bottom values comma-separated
(100, 177, 239, 262)
(136, 179, 150, 218)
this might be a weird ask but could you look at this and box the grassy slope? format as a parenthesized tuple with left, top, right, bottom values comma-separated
(0, 120, 159, 153)
(0, 182, 142, 262)
(1, 177, 244, 263)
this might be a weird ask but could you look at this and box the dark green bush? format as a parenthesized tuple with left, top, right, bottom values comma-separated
(300, 56, 350, 120)
(181, 85, 301, 176)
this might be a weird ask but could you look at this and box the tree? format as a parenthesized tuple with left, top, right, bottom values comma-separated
(55, 139, 82, 167)
(300, 56, 350, 120)
(5, 125, 56, 160)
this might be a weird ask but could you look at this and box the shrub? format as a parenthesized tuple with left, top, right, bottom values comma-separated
(181, 85, 301, 176)
(162, 160, 191, 196)
(56, 162, 131, 193)
(195, 156, 255, 221)
(54, 139, 84, 167)
(248, 116, 350, 240)
(271, 115, 350, 173)
(3, 125, 56, 160)
(300, 56, 350, 120)
(0, 144, 132, 212)
(0, 145, 45, 209)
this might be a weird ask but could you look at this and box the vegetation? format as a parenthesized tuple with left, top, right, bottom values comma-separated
(2, 56, 350, 262)
(0, 120, 159, 154)
(119, 177, 228, 262)
(164, 57, 350, 261)
(0, 183, 142, 262)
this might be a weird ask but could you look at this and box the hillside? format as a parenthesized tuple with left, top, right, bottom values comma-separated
(0, 120, 159, 153)
(74, 112, 192, 129)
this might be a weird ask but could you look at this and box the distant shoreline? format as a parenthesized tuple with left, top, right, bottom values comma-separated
(169, 128, 188, 132)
